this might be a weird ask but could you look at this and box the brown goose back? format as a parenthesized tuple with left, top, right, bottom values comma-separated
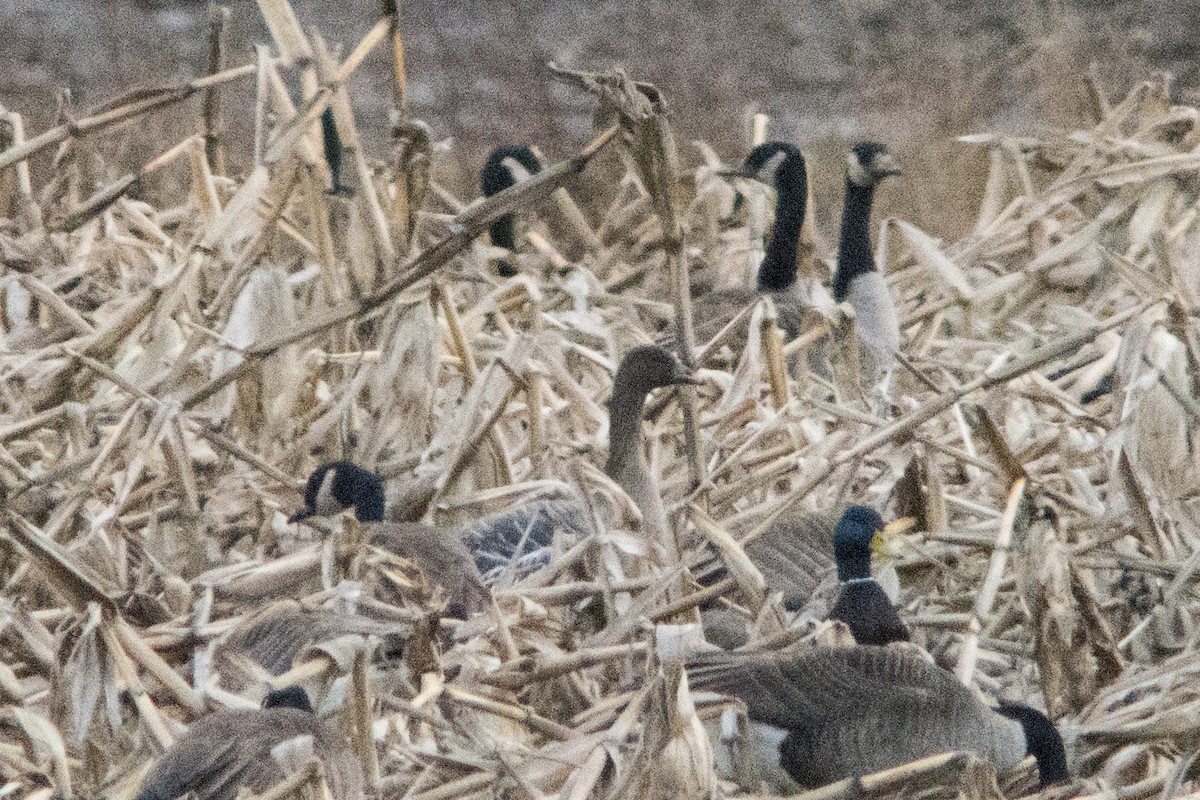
(370, 523, 491, 618)
(217, 600, 402, 685)
(136, 707, 363, 800)
(689, 645, 1026, 788)
(742, 512, 838, 609)
(699, 512, 838, 649)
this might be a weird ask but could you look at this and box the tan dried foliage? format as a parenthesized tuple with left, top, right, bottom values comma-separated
(1, 6, 1200, 799)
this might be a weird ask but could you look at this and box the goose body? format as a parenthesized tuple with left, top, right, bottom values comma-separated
(480, 145, 543, 276)
(700, 512, 838, 650)
(690, 645, 1068, 789)
(370, 522, 492, 617)
(743, 511, 838, 611)
(834, 142, 902, 378)
(603, 346, 697, 537)
(136, 688, 363, 800)
(289, 461, 490, 618)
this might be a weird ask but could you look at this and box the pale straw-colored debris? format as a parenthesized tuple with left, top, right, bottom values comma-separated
(0, 5, 1199, 799)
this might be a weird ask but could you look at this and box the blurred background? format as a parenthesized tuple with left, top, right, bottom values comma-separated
(2, 0, 1196, 239)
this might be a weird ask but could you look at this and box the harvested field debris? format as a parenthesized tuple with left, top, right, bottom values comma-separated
(1, 5, 1199, 800)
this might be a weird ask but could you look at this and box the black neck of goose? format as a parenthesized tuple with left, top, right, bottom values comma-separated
(833, 180, 877, 302)
(321, 107, 343, 192)
(489, 215, 518, 252)
(482, 148, 539, 258)
(606, 385, 651, 475)
(757, 164, 807, 293)
(353, 471, 386, 522)
(997, 704, 1069, 787)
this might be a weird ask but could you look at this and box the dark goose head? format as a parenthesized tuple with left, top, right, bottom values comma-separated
(289, 460, 385, 523)
(609, 345, 696, 405)
(480, 145, 543, 277)
(606, 345, 696, 469)
(262, 686, 314, 713)
(834, 141, 900, 303)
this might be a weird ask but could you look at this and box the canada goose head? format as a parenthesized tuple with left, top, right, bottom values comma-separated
(995, 703, 1070, 787)
(729, 142, 807, 191)
(288, 461, 385, 523)
(846, 141, 901, 188)
(480, 145, 543, 277)
(611, 345, 697, 401)
(832, 505, 885, 582)
(723, 142, 809, 294)
(263, 686, 313, 712)
(481, 145, 542, 196)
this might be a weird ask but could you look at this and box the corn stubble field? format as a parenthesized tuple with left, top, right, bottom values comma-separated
(2, 1, 1200, 799)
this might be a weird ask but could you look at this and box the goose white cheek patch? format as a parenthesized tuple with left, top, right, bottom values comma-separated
(501, 156, 534, 182)
(847, 151, 870, 186)
(756, 150, 790, 186)
(314, 469, 341, 516)
(750, 721, 801, 794)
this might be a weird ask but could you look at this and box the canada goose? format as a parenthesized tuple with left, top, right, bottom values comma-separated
(603, 346, 697, 537)
(833, 142, 902, 378)
(289, 462, 576, 601)
(289, 461, 490, 618)
(690, 142, 813, 345)
(480, 145, 543, 276)
(737, 143, 810, 299)
(690, 645, 1069, 790)
(135, 687, 364, 800)
(741, 511, 838, 611)
(699, 506, 905, 649)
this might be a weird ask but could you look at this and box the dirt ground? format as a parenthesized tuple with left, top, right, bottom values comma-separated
(1, 0, 1196, 237)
